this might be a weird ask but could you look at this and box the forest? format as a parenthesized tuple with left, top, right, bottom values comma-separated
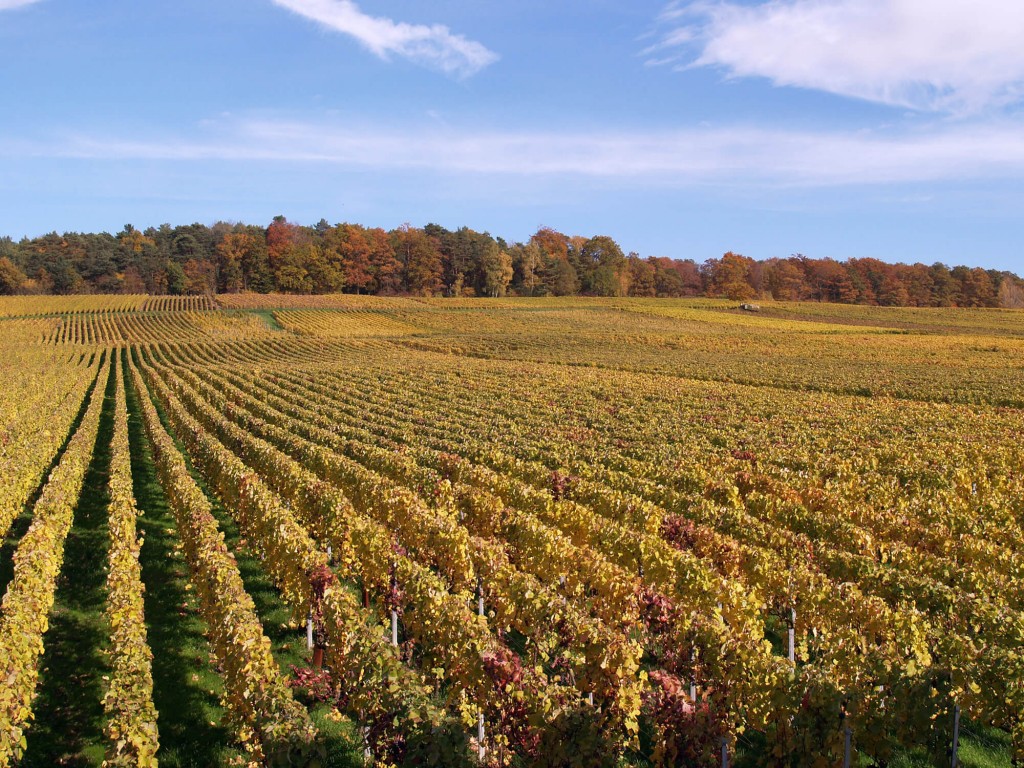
(0, 216, 1021, 308)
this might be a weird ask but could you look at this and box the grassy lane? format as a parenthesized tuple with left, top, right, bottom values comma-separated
(122, 350, 243, 768)
(246, 308, 285, 331)
(20, 358, 114, 767)
(886, 722, 1013, 768)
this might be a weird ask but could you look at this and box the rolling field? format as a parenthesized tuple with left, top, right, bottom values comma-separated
(0, 294, 1021, 768)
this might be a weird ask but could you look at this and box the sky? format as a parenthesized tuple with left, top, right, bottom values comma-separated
(2, 0, 1024, 271)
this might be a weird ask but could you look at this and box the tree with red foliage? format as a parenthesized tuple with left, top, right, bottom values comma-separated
(265, 215, 299, 269)
(328, 223, 373, 293)
(805, 258, 858, 303)
(956, 266, 997, 307)
(766, 258, 807, 300)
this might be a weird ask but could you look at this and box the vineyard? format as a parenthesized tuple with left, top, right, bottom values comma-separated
(0, 294, 1020, 768)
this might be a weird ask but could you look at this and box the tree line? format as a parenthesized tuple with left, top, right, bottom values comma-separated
(0, 217, 1021, 308)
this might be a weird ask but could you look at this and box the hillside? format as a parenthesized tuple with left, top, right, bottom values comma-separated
(0, 295, 1020, 767)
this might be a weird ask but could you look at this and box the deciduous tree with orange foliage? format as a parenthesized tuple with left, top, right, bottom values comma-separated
(704, 252, 757, 301)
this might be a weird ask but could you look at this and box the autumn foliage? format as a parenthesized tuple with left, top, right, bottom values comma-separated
(0, 219, 1021, 307)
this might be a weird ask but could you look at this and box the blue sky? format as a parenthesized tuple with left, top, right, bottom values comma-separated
(2, 0, 1024, 271)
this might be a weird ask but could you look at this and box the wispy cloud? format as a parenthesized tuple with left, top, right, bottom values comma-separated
(649, 0, 1024, 114)
(15, 116, 1024, 187)
(0, 0, 43, 10)
(269, 0, 497, 78)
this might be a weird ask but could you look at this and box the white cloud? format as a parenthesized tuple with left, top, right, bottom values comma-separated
(19, 117, 1024, 187)
(0, 0, 43, 9)
(650, 0, 1024, 113)
(269, 0, 497, 77)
